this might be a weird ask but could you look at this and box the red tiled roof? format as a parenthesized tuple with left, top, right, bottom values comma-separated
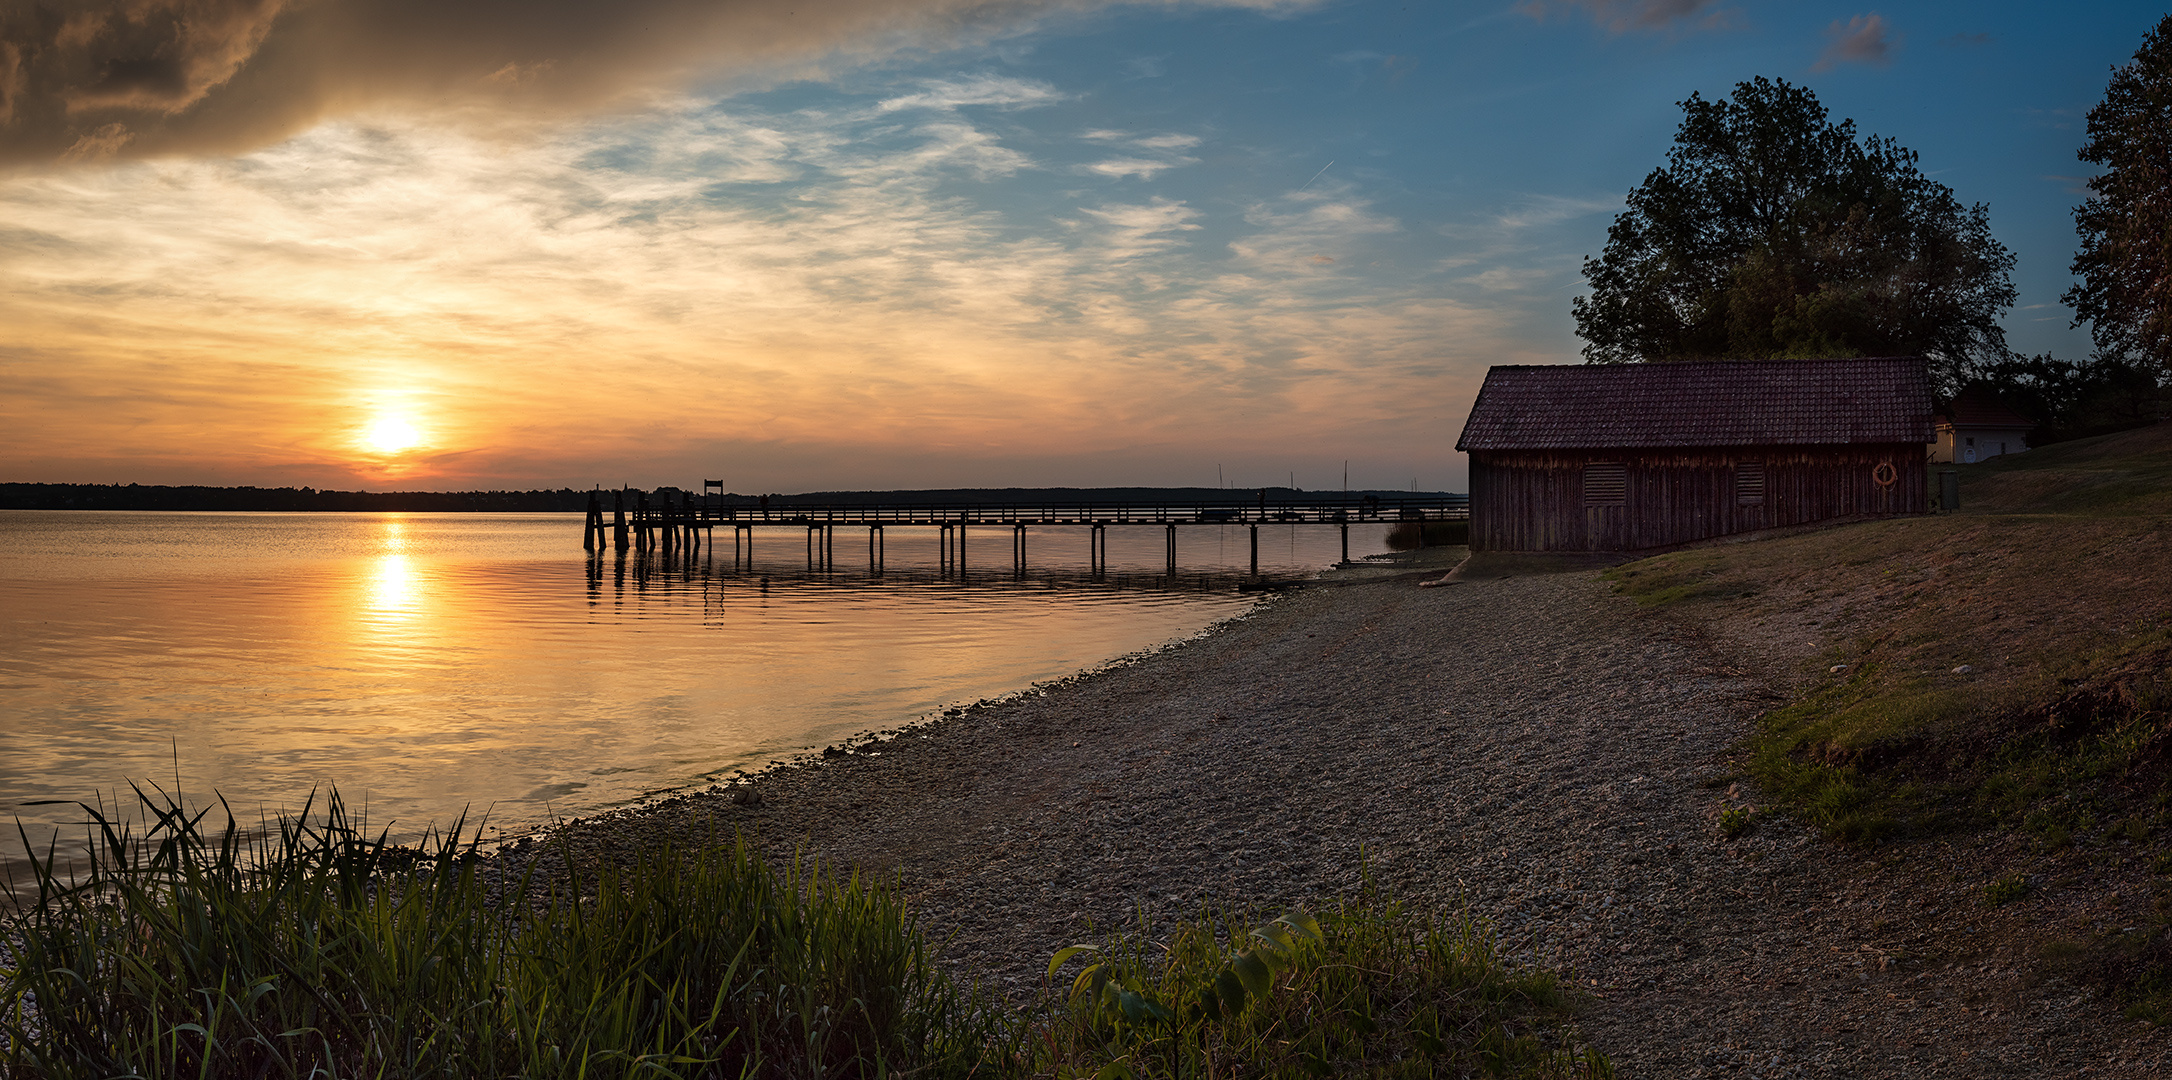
(1456, 357, 1934, 451)
(1941, 390, 2034, 429)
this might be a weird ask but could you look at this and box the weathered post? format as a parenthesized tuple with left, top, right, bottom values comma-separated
(613, 490, 629, 552)
(1340, 522, 1349, 565)
(1165, 522, 1177, 576)
(1249, 523, 1259, 577)
(584, 490, 600, 551)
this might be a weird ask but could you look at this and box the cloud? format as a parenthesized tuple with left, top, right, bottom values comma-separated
(1490, 194, 1618, 231)
(876, 74, 1064, 112)
(1082, 157, 1180, 178)
(0, 91, 1526, 490)
(1131, 133, 1199, 149)
(1515, 0, 1736, 34)
(0, 0, 1318, 168)
(1075, 129, 1198, 178)
(1119, 54, 1166, 78)
(1814, 13, 1896, 71)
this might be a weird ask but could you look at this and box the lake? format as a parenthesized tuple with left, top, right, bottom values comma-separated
(0, 511, 1392, 872)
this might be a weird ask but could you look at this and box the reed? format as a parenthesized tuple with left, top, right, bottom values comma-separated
(0, 787, 1017, 1079)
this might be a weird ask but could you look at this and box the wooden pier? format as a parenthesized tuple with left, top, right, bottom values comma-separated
(581, 487, 1468, 577)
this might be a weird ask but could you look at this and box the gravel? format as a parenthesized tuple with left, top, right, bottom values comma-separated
(500, 551, 2169, 1078)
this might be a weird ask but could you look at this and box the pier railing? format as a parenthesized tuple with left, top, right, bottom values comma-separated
(583, 491, 1469, 575)
(676, 494, 1467, 526)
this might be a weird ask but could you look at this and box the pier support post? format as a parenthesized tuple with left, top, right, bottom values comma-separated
(1013, 523, 1025, 576)
(1165, 522, 1177, 576)
(1250, 524, 1259, 578)
(584, 491, 600, 551)
(613, 490, 629, 552)
(1340, 522, 1349, 565)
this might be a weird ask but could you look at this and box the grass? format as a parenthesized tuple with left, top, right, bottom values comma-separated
(1, 787, 1014, 1079)
(1039, 881, 1609, 1080)
(3, 789, 1599, 1079)
(1602, 420, 2172, 1022)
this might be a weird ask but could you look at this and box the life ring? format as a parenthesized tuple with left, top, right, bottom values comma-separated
(1872, 462, 1898, 487)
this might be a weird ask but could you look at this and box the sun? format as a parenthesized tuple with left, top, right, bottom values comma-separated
(362, 414, 423, 455)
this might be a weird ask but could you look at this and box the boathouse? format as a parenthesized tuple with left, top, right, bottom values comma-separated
(1932, 389, 2034, 464)
(1454, 357, 1933, 553)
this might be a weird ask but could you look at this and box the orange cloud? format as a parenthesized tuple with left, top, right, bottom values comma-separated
(0, 0, 1319, 168)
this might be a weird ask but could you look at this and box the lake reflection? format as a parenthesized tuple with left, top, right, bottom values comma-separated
(0, 511, 1392, 875)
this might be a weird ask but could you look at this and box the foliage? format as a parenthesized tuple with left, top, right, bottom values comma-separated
(2065, 14, 2172, 373)
(1041, 890, 1610, 1080)
(1574, 76, 2015, 389)
(0, 788, 1621, 1080)
(1964, 352, 2168, 446)
(0, 788, 1016, 1079)
(1716, 806, 1755, 839)
(1983, 873, 2030, 907)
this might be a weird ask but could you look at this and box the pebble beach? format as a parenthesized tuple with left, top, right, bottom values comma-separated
(509, 549, 2169, 1078)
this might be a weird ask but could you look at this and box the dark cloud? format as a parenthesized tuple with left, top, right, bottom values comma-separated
(1515, 0, 1735, 35)
(0, 0, 1287, 168)
(1813, 12, 1896, 71)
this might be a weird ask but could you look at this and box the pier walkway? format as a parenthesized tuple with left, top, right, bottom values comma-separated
(582, 488, 1468, 576)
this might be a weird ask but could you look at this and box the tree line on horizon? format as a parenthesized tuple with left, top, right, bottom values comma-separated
(0, 483, 1464, 513)
(1575, 14, 2172, 447)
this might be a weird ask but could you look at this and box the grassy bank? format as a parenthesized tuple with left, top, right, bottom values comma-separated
(2, 788, 1605, 1078)
(1604, 421, 2172, 1015)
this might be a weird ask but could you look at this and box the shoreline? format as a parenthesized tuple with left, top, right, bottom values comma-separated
(504, 545, 2165, 1077)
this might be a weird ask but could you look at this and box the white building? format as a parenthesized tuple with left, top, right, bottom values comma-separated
(1932, 391, 2033, 464)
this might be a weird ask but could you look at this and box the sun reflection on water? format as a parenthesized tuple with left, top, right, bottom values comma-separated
(365, 553, 421, 618)
(359, 519, 428, 631)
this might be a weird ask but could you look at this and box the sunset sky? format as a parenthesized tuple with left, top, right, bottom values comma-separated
(1, 0, 2160, 493)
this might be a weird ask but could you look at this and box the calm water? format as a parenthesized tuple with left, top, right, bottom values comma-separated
(1, 511, 1391, 868)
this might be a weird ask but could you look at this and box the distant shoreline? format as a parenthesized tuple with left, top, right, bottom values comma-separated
(2, 482, 1462, 515)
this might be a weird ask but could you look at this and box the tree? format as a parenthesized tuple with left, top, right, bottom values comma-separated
(1574, 77, 2016, 387)
(1968, 353, 2165, 446)
(2065, 15, 2172, 374)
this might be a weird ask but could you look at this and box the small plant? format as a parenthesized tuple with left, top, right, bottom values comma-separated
(1717, 805, 1755, 839)
(1041, 885, 1611, 1079)
(1984, 873, 2030, 906)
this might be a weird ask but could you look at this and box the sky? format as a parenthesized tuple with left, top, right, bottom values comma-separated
(0, 0, 2161, 494)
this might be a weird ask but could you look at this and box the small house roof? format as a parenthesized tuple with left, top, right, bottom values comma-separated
(1940, 389, 2034, 430)
(1455, 357, 1934, 452)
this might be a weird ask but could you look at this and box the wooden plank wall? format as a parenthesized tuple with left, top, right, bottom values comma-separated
(1469, 444, 1928, 552)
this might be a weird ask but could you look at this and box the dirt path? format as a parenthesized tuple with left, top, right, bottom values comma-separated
(528, 558, 2167, 1077)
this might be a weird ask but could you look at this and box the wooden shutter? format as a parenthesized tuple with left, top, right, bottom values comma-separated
(1583, 462, 1626, 507)
(1736, 461, 1766, 506)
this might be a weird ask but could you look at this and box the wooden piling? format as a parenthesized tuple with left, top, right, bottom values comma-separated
(612, 490, 628, 552)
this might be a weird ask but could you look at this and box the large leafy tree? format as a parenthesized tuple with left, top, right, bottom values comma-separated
(1574, 77, 2016, 386)
(2065, 15, 2172, 373)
